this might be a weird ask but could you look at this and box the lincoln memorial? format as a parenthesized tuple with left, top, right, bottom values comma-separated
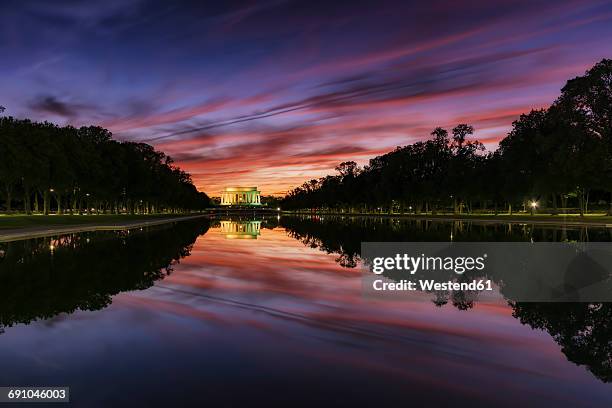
(220, 186, 261, 206)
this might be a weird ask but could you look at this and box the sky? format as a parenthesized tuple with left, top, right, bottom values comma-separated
(1, 0, 612, 196)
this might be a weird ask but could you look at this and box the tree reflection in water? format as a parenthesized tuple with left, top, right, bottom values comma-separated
(279, 215, 612, 383)
(0, 219, 209, 328)
(512, 302, 612, 383)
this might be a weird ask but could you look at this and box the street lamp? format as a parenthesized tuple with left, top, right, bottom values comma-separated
(530, 200, 538, 215)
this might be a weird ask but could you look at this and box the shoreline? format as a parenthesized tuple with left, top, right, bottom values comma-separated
(282, 211, 612, 227)
(3, 211, 611, 242)
(0, 214, 209, 242)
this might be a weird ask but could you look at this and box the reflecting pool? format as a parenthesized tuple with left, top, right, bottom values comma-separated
(0, 216, 611, 407)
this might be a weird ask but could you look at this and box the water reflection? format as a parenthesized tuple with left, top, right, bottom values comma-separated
(219, 219, 261, 239)
(278, 215, 612, 383)
(0, 219, 209, 329)
(1, 215, 611, 406)
(512, 302, 612, 383)
(281, 216, 612, 268)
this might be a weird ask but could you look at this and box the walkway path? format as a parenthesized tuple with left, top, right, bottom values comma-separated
(0, 214, 209, 242)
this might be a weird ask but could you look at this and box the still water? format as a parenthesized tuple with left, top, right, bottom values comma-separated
(0, 216, 611, 407)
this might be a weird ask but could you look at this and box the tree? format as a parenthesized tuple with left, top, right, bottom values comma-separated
(0, 118, 209, 214)
(281, 59, 612, 217)
(554, 59, 612, 214)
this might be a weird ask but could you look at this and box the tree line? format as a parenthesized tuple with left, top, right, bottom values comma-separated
(0, 117, 210, 214)
(282, 59, 612, 215)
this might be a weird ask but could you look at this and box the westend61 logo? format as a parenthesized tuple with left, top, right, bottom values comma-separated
(361, 242, 612, 302)
(371, 253, 487, 275)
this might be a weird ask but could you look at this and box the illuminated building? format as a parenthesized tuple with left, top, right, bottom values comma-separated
(220, 186, 261, 206)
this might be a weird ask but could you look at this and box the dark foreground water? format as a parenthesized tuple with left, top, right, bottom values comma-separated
(0, 216, 611, 407)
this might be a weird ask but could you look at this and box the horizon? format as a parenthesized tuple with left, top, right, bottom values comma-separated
(2, 0, 612, 195)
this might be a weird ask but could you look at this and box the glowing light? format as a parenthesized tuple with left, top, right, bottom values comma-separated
(529, 200, 538, 215)
(277, 207, 281, 211)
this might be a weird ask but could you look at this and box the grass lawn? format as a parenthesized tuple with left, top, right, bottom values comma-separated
(289, 211, 612, 225)
(0, 214, 195, 230)
(421, 213, 612, 225)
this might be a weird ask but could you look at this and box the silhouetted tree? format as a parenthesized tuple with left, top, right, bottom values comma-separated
(281, 59, 612, 216)
(0, 119, 210, 213)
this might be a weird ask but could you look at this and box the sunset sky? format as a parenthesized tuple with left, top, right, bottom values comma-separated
(1, 0, 612, 195)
